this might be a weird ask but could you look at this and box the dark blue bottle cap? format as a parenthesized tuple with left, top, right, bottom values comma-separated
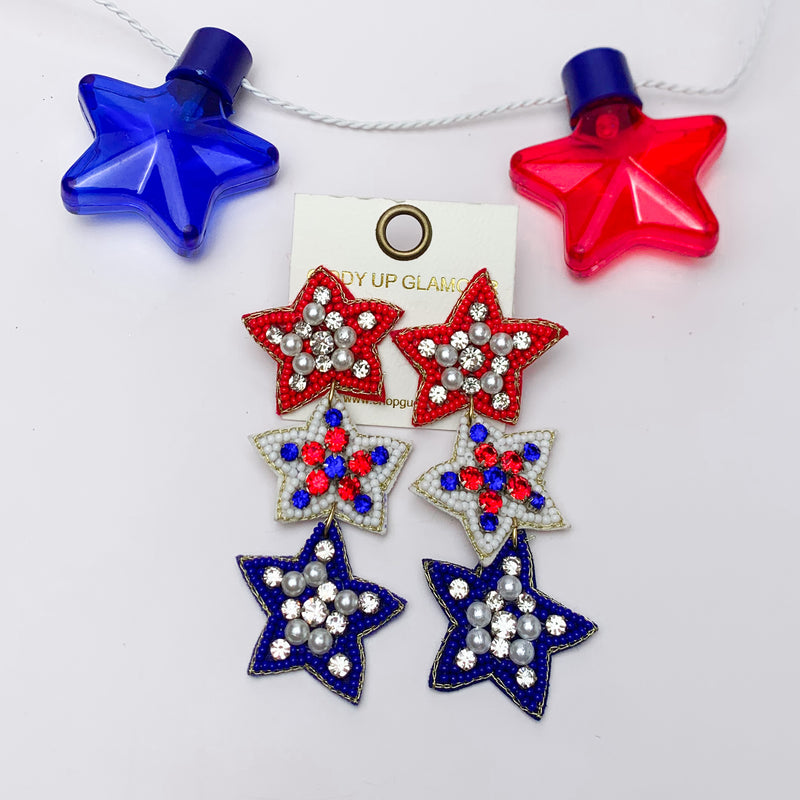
(167, 27, 252, 111)
(561, 48, 641, 127)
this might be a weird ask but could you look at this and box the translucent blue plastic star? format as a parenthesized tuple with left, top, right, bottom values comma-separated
(424, 530, 596, 719)
(61, 28, 279, 256)
(238, 520, 405, 704)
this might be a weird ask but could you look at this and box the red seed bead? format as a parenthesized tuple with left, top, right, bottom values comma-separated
(306, 469, 330, 495)
(459, 466, 484, 491)
(500, 450, 524, 474)
(474, 443, 499, 467)
(348, 450, 373, 476)
(301, 441, 325, 466)
(479, 490, 503, 513)
(337, 475, 361, 501)
(507, 474, 532, 501)
(324, 427, 349, 453)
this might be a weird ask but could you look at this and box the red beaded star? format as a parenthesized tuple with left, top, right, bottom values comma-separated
(243, 267, 403, 414)
(510, 104, 726, 275)
(391, 270, 566, 426)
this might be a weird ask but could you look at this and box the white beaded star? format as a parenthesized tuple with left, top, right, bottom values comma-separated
(252, 394, 411, 533)
(412, 414, 567, 564)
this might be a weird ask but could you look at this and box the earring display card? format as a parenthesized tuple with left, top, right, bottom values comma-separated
(288, 195, 518, 429)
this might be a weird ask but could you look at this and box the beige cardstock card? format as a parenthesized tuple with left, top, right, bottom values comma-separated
(288, 194, 518, 430)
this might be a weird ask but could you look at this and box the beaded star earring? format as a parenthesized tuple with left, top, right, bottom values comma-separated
(392, 269, 596, 719)
(237, 267, 410, 703)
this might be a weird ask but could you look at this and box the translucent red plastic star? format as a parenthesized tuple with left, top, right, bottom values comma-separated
(243, 267, 403, 414)
(510, 103, 726, 275)
(391, 270, 565, 426)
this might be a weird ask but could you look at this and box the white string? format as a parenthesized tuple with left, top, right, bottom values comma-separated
(91, 0, 773, 131)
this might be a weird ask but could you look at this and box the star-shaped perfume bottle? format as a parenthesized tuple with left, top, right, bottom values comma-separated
(413, 414, 565, 564)
(238, 520, 405, 704)
(391, 270, 565, 426)
(244, 267, 403, 414)
(252, 393, 411, 533)
(61, 28, 279, 256)
(424, 530, 596, 719)
(510, 48, 726, 275)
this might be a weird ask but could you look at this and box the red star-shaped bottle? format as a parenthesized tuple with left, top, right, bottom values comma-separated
(243, 267, 403, 414)
(391, 270, 565, 426)
(510, 48, 726, 276)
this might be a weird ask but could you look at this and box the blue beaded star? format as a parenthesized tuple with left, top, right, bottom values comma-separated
(423, 530, 596, 719)
(61, 34, 279, 257)
(238, 520, 405, 704)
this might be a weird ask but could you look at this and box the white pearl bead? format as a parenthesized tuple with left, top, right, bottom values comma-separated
(281, 571, 306, 597)
(334, 325, 357, 349)
(303, 561, 328, 587)
(489, 332, 513, 356)
(292, 352, 315, 376)
(466, 601, 492, 628)
(435, 344, 458, 367)
(441, 367, 464, 391)
(466, 627, 492, 654)
(517, 614, 542, 640)
(284, 619, 310, 644)
(332, 348, 355, 372)
(302, 302, 326, 326)
(334, 589, 359, 615)
(497, 575, 522, 601)
(279, 333, 303, 356)
(509, 638, 534, 665)
(469, 322, 492, 346)
(480, 371, 504, 395)
(307, 628, 333, 655)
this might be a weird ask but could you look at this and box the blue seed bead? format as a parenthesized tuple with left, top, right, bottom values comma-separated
(483, 466, 506, 492)
(323, 455, 347, 479)
(292, 490, 310, 509)
(469, 423, 488, 443)
(523, 443, 541, 462)
(325, 408, 343, 427)
(354, 494, 373, 514)
(371, 446, 389, 466)
(530, 492, 545, 511)
(440, 471, 459, 491)
(480, 512, 499, 532)
(281, 442, 299, 461)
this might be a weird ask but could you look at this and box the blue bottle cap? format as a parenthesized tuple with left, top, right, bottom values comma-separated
(167, 27, 252, 112)
(561, 48, 642, 127)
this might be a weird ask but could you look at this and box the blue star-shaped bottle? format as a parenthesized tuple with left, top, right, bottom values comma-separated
(237, 520, 405, 703)
(424, 530, 596, 719)
(61, 28, 279, 256)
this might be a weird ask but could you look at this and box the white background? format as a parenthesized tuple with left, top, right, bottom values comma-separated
(1, 1, 797, 798)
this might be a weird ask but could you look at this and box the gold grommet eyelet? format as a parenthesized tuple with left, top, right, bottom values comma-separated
(375, 203, 432, 261)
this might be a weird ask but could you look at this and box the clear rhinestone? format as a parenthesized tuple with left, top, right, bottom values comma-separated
(301, 596, 329, 627)
(490, 637, 510, 659)
(459, 346, 485, 372)
(281, 598, 301, 620)
(327, 653, 352, 678)
(545, 615, 567, 636)
(513, 331, 531, 350)
(450, 331, 469, 351)
(325, 310, 344, 331)
(266, 325, 284, 344)
(418, 338, 436, 358)
(492, 392, 510, 411)
(294, 320, 312, 340)
(288, 374, 307, 392)
(455, 648, 477, 671)
(491, 355, 509, 375)
(314, 540, 335, 562)
(461, 376, 480, 396)
(262, 566, 283, 587)
(469, 302, 488, 321)
(269, 638, 291, 660)
(315, 354, 333, 373)
(317, 581, 338, 603)
(491, 611, 518, 639)
(484, 590, 504, 611)
(502, 556, 522, 576)
(358, 311, 377, 330)
(429, 385, 447, 405)
(313, 286, 332, 305)
(359, 592, 380, 614)
(516, 666, 537, 688)
(310, 330, 334, 355)
(325, 611, 348, 635)
(449, 578, 469, 600)
(352, 360, 370, 379)
(517, 593, 536, 613)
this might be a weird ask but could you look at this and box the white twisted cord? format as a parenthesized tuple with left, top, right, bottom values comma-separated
(91, 0, 773, 131)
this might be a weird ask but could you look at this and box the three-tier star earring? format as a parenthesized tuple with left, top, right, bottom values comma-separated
(392, 269, 596, 719)
(237, 267, 410, 703)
